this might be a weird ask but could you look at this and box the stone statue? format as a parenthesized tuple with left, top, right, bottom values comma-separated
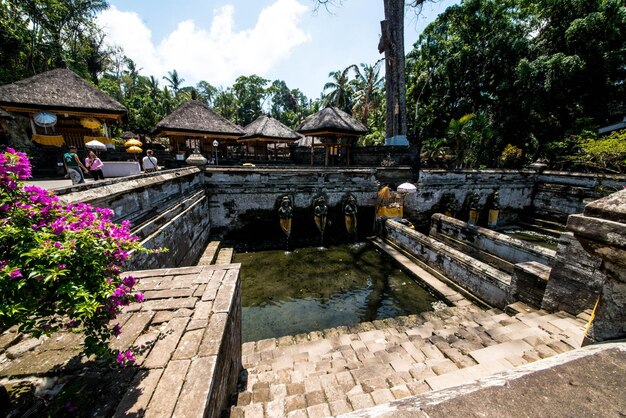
(314, 196, 328, 236)
(278, 196, 293, 238)
(344, 195, 358, 235)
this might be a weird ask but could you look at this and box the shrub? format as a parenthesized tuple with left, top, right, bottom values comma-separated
(499, 144, 523, 168)
(0, 147, 148, 363)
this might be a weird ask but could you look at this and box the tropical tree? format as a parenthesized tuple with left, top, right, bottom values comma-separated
(163, 69, 185, 95)
(231, 75, 269, 126)
(351, 60, 384, 125)
(322, 66, 357, 113)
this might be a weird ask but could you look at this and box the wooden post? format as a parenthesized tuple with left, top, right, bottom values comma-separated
(324, 144, 329, 166)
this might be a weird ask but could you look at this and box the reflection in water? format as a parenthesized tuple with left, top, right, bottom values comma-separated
(234, 243, 441, 342)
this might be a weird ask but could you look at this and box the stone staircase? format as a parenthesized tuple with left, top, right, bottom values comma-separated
(230, 303, 588, 417)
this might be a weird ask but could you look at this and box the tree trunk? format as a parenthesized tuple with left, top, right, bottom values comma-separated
(378, 0, 407, 144)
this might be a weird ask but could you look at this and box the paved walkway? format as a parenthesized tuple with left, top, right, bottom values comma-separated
(231, 302, 588, 417)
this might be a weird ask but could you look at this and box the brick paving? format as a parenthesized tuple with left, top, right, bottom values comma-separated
(231, 301, 588, 417)
(0, 264, 241, 417)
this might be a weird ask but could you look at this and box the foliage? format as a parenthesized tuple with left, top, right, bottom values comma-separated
(407, 0, 625, 168)
(569, 129, 626, 173)
(499, 143, 523, 168)
(0, 148, 150, 362)
(0, 0, 111, 85)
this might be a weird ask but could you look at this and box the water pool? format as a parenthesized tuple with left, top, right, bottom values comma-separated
(233, 243, 442, 342)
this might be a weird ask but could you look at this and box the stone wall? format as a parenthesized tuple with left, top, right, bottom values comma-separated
(541, 232, 605, 315)
(404, 169, 536, 226)
(126, 191, 210, 270)
(430, 214, 555, 268)
(384, 219, 512, 308)
(203, 167, 379, 244)
(58, 168, 210, 270)
(532, 171, 624, 223)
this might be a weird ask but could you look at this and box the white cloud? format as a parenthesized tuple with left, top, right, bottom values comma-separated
(97, 0, 310, 87)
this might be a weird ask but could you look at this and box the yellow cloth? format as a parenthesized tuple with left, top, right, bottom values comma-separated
(32, 134, 64, 147)
(376, 206, 403, 218)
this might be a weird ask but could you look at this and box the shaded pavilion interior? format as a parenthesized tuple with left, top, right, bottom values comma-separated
(0, 68, 126, 150)
(153, 100, 244, 162)
(297, 105, 367, 166)
(238, 114, 301, 161)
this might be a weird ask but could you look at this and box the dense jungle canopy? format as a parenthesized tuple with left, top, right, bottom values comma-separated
(0, 0, 624, 170)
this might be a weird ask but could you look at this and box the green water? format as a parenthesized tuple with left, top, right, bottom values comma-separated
(234, 243, 441, 342)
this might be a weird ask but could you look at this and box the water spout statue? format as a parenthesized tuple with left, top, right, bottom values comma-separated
(278, 195, 293, 243)
(344, 194, 358, 237)
(313, 196, 328, 246)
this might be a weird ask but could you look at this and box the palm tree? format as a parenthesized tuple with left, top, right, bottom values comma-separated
(322, 65, 357, 113)
(351, 60, 384, 125)
(163, 69, 185, 94)
(447, 114, 474, 168)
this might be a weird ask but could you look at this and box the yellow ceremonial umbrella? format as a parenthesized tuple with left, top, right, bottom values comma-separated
(80, 117, 101, 130)
(126, 146, 143, 153)
(124, 138, 143, 147)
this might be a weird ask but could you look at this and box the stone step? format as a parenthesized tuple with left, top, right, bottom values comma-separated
(231, 305, 587, 417)
(196, 240, 220, 266)
(215, 247, 234, 265)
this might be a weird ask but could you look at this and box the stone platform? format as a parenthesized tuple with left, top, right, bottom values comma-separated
(0, 264, 241, 418)
(231, 303, 587, 417)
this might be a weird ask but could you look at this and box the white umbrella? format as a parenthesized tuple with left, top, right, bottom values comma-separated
(85, 139, 107, 151)
(397, 182, 417, 193)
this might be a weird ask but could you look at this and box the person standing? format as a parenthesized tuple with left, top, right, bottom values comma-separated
(142, 149, 158, 173)
(85, 150, 104, 181)
(63, 145, 88, 184)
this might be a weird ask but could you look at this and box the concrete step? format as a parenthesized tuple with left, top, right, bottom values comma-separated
(215, 247, 234, 265)
(230, 304, 587, 417)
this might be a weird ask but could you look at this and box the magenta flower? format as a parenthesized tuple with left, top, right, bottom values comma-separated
(135, 293, 144, 303)
(9, 269, 22, 279)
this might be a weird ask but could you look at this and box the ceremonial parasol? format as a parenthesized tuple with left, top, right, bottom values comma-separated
(80, 117, 101, 130)
(126, 146, 143, 153)
(124, 138, 142, 147)
(85, 139, 107, 151)
(33, 112, 57, 128)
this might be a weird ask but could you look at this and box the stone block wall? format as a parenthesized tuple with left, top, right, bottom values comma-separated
(203, 167, 379, 240)
(430, 214, 555, 267)
(507, 261, 551, 308)
(541, 232, 605, 315)
(126, 191, 210, 270)
(532, 171, 624, 223)
(384, 219, 512, 308)
(58, 167, 204, 225)
(403, 169, 536, 226)
(58, 168, 209, 270)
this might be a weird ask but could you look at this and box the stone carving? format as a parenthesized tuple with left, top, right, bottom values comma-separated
(343, 194, 358, 236)
(278, 195, 293, 239)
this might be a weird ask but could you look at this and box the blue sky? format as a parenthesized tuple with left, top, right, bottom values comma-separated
(98, 0, 459, 99)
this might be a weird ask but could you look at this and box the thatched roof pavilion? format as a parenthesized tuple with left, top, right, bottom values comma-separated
(297, 105, 367, 166)
(153, 100, 244, 159)
(238, 114, 300, 160)
(0, 68, 126, 148)
(0, 68, 126, 120)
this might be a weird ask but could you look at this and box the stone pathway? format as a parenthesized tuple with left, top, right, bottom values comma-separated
(231, 302, 588, 417)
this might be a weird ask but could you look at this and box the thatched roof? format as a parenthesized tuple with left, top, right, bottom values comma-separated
(0, 68, 127, 119)
(239, 114, 301, 142)
(153, 100, 244, 138)
(120, 131, 138, 139)
(297, 106, 367, 137)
